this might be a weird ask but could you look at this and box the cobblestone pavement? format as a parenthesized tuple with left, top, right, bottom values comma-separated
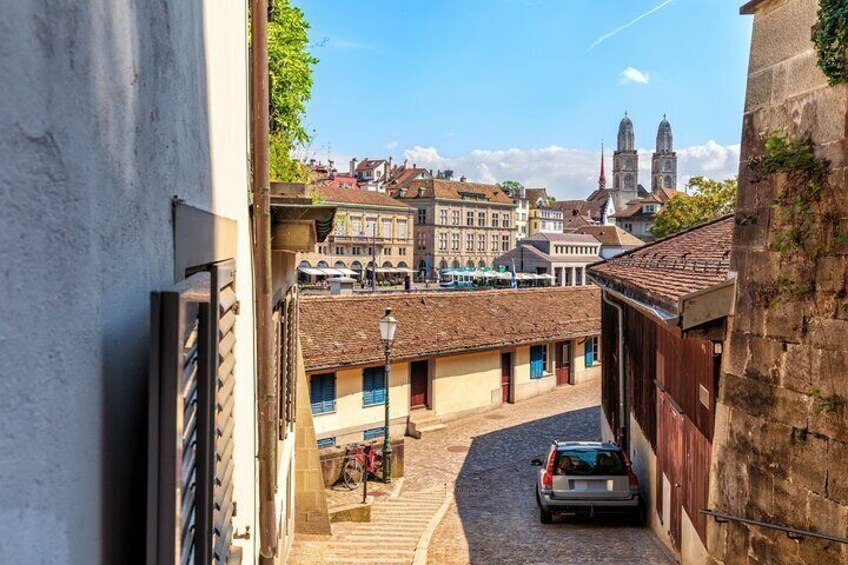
(402, 380, 678, 565)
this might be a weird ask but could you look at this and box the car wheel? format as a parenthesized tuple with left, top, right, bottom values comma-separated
(540, 507, 553, 524)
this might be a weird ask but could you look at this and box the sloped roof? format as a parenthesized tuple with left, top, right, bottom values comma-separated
(398, 179, 513, 205)
(299, 287, 601, 371)
(562, 214, 594, 232)
(524, 232, 600, 244)
(588, 216, 734, 312)
(313, 184, 414, 209)
(355, 159, 386, 171)
(387, 167, 432, 186)
(577, 225, 645, 247)
(525, 188, 551, 207)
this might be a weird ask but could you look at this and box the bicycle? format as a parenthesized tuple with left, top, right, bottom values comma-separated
(341, 442, 384, 490)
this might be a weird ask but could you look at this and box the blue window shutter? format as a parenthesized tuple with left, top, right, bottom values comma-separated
(310, 375, 323, 414)
(362, 370, 374, 406)
(323, 374, 336, 412)
(530, 345, 545, 379)
(585, 339, 594, 366)
(374, 368, 386, 404)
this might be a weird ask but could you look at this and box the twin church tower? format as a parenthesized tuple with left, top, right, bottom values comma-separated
(601, 113, 678, 213)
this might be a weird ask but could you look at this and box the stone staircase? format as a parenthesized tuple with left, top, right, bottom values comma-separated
(289, 486, 448, 564)
(407, 410, 446, 439)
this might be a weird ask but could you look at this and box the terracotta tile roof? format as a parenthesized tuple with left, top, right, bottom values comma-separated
(398, 179, 513, 205)
(562, 214, 594, 232)
(387, 167, 431, 187)
(588, 216, 734, 312)
(525, 188, 552, 206)
(313, 184, 413, 209)
(578, 226, 645, 247)
(612, 203, 651, 219)
(355, 159, 386, 172)
(299, 287, 601, 372)
(524, 232, 600, 244)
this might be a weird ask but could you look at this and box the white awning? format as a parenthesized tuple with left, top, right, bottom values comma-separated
(337, 268, 359, 276)
(299, 267, 351, 277)
(299, 267, 324, 276)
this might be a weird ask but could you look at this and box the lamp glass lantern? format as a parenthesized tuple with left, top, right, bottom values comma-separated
(379, 307, 398, 346)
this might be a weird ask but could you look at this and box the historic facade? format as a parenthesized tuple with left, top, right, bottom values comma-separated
(391, 178, 516, 274)
(652, 116, 678, 190)
(298, 185, 415, 280)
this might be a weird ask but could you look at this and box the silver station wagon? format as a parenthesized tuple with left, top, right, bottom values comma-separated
(532, 441, 644, 524)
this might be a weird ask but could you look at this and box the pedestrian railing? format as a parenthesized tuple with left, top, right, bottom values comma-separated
(701, 509, 848, 545)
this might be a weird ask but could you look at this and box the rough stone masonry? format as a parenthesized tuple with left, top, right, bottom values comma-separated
(709, 0, 848, 564)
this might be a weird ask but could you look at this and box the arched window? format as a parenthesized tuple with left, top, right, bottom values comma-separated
(466, 260, 475, 268)
(382, 261, 393, 268)
(624, 174, 634, 189)
(440, 260, 449, 269)
(478, 260, 486, 268)
(664, 175, 673, 188)
(398, 261, 408, 269)
(452, 260, 461, 269)
(334, 260, 346, 269)
(317, 260, 329, 268)
(351, 261, 363, 272)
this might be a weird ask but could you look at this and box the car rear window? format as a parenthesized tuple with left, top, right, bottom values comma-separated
(554, 449, 627, 476)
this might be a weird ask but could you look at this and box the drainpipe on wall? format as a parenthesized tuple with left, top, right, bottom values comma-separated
(250, 0, 278, 561)
(601, 290, 627, 448)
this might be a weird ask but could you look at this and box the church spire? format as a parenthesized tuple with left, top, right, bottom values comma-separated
(598, 141, 606, 189)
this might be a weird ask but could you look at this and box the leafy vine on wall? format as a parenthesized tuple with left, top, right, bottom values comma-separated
(813, 0, 848, 86)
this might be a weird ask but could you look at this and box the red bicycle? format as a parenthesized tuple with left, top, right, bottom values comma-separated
(342, 442, 384, 489)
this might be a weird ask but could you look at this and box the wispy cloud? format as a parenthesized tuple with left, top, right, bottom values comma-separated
(588, 0, 675, 51)
(620, 67, 650, 85)
(384, 141, 399, 150)
(401, 141, 739, 199)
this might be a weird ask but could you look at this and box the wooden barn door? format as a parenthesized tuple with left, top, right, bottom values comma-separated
(410, 360, 429, 409)
(660, 392, 684, 551)
(501, 353, 512, 403)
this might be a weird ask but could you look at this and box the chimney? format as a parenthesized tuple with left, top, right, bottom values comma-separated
(328, 159, 334, 170)
(350, 158, 357, 175)
(460, 176, 467, 183)
(413, 163, 417, 169)
(403, 158, 408, 169)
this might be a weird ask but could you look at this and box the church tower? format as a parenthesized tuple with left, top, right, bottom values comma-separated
(651, 115, 677, 190)
(612, 112, 639, 211)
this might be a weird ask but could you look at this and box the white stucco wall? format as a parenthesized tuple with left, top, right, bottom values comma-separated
(0, 2, 252, 562)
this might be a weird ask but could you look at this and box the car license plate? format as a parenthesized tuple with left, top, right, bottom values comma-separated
(570, 480, 613, 491)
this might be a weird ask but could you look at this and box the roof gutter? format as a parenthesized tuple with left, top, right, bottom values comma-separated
(586, 273, 680, 327)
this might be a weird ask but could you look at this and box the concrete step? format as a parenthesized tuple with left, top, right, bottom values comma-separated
(407, 410, 447, 439)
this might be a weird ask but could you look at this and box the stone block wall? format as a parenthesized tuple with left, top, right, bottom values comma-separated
(709, 1, 848, 563)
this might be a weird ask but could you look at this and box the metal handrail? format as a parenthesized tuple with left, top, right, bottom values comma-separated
(701, 509, 848, 545)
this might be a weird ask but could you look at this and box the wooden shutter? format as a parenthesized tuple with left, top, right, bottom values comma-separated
(363, 370, 374, 406)
(209, 260, 237, 563)
(147, 273, 212, 565)
(280, 286, 298, 437)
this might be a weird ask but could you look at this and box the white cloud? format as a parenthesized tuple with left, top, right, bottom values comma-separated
(400, 142, 739, 200)
(384, 141, 399, 150)
(620, 67, 650, 85)
(588, 0, 675, 51)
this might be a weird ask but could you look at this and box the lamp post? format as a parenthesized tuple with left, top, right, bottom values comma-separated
(379, 307, 398, 483)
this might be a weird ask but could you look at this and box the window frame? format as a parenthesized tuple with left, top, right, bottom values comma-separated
(310, 373, 337, 415)
(362, 366, 387, 407)
(530, 345, 547, 379)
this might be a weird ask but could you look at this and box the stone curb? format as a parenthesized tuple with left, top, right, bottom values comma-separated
(411, 485, 454, 565)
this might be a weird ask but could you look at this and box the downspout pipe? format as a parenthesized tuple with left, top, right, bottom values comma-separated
(601, 290, 627, 448)
(250, 0, 278, 561)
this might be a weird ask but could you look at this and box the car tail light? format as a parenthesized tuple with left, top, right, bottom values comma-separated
(541, 446, 556, 489)
(628, 470, 639, 489)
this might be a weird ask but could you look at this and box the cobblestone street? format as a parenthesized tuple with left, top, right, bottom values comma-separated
(405, 379, 677, 565)
(291, 379, 677, 564)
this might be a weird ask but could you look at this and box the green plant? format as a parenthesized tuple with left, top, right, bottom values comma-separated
(748, 132, 833, 259)
(813, 0, 848, 86)
(809, 388, 844, 417)
(650, 176, 737, 239)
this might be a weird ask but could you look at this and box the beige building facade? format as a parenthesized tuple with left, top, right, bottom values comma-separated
(391, 179, 516, 274)
(298, 185, 415, 279)
(299, 287, 601, 447)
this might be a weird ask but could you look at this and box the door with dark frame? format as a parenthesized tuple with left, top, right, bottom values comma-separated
(555, 342, 571, 386)
(410, 360, 429, 409)
(501, 352, 512, 403)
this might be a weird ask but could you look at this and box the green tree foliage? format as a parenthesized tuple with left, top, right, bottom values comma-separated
(813, 0, 848, 86)
(499, 180, 523, 197)
(267, 1, 318, 181)
(649, 176, 737, 239)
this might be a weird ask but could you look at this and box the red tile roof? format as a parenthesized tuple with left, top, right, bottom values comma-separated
(577, 225, 645, 247)
(397, 179, 514, 205)
(313, 184, 413, 209)
(588, 216, 734, 312)
(299, 287, 601, 371)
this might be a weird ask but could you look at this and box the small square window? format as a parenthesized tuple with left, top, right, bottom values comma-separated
(363, 426, 386, 441)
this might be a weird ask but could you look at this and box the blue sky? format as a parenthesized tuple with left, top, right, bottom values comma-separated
(294, 0, 753, 199)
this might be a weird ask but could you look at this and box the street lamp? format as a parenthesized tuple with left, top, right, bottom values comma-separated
(379, 307, 398, 483)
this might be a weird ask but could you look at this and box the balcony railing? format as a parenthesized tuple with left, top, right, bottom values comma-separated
(330, 234, 412, 244)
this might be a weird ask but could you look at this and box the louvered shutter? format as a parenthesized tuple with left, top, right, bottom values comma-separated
(324, 375, 336, 413)
(147, 273, 212, 565)
(373, 368, 386, 404)
(585, 339, 594, 367)
(209, 261, 237, 563)
(310, 375, 323, 414)
(363, 370, 374, 406)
